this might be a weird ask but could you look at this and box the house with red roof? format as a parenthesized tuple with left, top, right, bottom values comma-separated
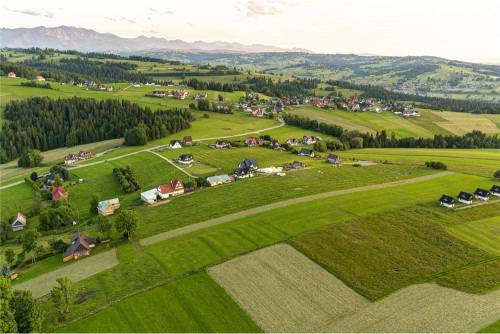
(245, 137, 262, 147)
(52, 186, 68, 202)
(7, 72, 16, 78)
(157, 179, 184, 199)
(35, 75, 45, 81)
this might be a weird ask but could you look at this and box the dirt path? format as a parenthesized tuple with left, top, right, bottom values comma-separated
(148, 151, 195, 178)
(454, 198, 500, 210)
(139, 171, 452, 246)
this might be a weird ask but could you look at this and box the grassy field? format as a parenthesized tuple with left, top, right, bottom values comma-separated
(57, 272, 261, 333)
(15, 249, 118, 298)
(322, 283, 500, 333)
(480, 319, 500, 333)
(431, 110, 500, 135)
(436, 259, 500, 294)
(208, 244, 368, 333)
(291, 205, 499, 300)
(448, 216, 500, 256)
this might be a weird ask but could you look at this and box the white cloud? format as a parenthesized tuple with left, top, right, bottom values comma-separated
(7, 8, 54, 18)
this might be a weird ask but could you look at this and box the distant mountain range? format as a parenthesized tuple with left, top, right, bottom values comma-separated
(0, 26, 312, 54)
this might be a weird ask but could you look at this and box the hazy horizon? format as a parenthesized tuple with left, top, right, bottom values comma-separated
(1, 0, 499, 63)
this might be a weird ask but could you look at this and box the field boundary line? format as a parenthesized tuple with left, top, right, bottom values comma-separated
(454, 199, 500, 210)
(139, 171, 453, 246)
(148, 151, 195, 178)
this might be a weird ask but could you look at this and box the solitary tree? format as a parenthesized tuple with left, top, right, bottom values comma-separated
(50, 277, 75, 314)
(4, 248, 15, 267)
(494, 170, 500, 180)
(22, 230, 41, 264)
(1, 263, 9, 278)
(114, 210, 139, 239)
(95, 215, 113, 240)
(53, 174, 63, 187)
(12, 290, 43, 333)
(90, 194, 100, 215)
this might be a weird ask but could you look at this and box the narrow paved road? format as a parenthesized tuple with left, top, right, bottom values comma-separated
(148, 151, 195, 178)
(0, 119, 285, 189)
(139, 171, 453, 246)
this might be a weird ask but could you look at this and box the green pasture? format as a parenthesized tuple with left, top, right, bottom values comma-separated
(448, 215, 500, 256)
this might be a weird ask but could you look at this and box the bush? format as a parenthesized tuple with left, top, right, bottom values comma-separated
(425, 161, 447, 170)
(494, 170, 500, 179)
(18, 150, 43, 167)
(189, 103, 196, 110)
(113, 166, 140, 193)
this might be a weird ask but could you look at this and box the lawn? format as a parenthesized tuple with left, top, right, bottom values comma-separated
(208, 244, 368, 333)
(322, 283, 500, 333)
(448, 215, 500, 256)
(57, 272, 261, 333)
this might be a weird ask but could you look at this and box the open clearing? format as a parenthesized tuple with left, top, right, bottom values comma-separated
(432, 111, 500, 135)
(208, 244, 368, 333)
(139, 171, 451, 246)
(322, 283, 500, 333)
(15, 249, 118, 298)
(448, 215, 500, 256)
(57, 272, 261, 333)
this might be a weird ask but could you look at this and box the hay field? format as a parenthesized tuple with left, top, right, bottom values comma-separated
(323, 283, 500, 333)
(208, 244, 368, 333)
(432, 111, 500, 135)
(448, 215, 500, 256)
(15, 249, 118, 298)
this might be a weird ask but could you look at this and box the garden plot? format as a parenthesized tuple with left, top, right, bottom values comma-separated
(208, 244, 368, 333)
(15, 249, 118, 298)
(322, 283, 500, 333)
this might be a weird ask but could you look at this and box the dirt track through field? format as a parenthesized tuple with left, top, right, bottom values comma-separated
(140, 171, 452, 246)
(148, 151, 195, 178)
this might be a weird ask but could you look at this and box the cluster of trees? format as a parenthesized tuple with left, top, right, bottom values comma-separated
(20, 81, 52, 89)
(38, 203, 74, 231)
(0, 277, 43, 333)
(20, 56, 149, 83)
(17, 149, 44, 167)
(246, 76, 320, 98)
(283, 114, 500, 150)
(113, 165, 140, 193)
(181, 78, 247, 92)
(425, 161, 448, 170)
(1, 97, 194, 163)
(194, 100, 233, 114)
(327, 80, 500, 114)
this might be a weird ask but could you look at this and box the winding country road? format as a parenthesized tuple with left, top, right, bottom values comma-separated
(139, 171, 453, 246)
(0, 119, 285, 189)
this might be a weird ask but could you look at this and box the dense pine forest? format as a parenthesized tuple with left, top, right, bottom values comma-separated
(0, 97, 193, 163)
(283, 114, 500, 149)
(327, 80, 500, 114)
(247, 76, 321, 98)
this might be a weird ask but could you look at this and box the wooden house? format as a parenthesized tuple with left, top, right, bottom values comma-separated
(183, 136, 193, 146)
(326, 154, 342, 165)
(206, 175, 232, 187)
(97, 198, 120, 215)
(299, 148, 315, 157)
(303, 135, 317, 145)
(245, 137, 262, 147)
(62, 233, 95, 262)
(52, 186, 68, 202)
(64, 153, 79, 165)
(11, 213, 27, 232)
(286, 138, 300, 146)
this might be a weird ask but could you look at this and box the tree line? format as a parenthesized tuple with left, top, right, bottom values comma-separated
(181, 78, 248, 92)
(246, 76, 321, 98)
(283, 114, 500, 149)
(1, 97, 194, 163)
(327, 80, 500, 114)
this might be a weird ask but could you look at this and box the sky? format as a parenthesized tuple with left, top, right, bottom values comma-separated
(1, 0, 499, 62)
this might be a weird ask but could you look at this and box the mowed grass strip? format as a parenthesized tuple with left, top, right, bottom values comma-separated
(322, 283, 500, 333)
(448, 215, 500, 256)
(15, 249, 118, 298)
(208, 244, 368, 333)
(291, 206, 494, 300)
(57, 272, 261, 333)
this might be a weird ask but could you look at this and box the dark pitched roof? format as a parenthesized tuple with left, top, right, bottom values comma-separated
(239, 158, 258, 168)
(457, 191, 473, 201)
(300, 148, 313, 155)
(62, 233, 95, 259)
(179, 153, 193, 161)
(170, 140, 182, 146)
(491, 185, 500, 193)
(439, 195, 455, 204)
(234, 166, 252, 176)
(474, 188, 490, 197)
(183, 136, 192, 142)
(327, 154, 340, 160)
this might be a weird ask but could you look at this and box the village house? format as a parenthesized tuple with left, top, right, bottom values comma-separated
(11, 213, 27, 232)
(7, 72, 16, 78)
(234, 166, 254, 179)
(183, 136, 193, 146)
(245, 137, 262, 147)
(97, 84, 106, 90)
(194, 92, 207, 100)
(157, 179, 185, 198)
(457, 191, 473, 204)
(166, 81, 174, 86)
(52, 186, 68, 202)
(35, 75, 45, 81)
(439, 195, 455, 208)
(292, 161, 306, 169)
(303, 135, 317, 145)
(173, 89, 188, 99)
(215, 140, 231, 149)
(64, 153, 79, 165)
(238, 158, 259, 170)
(141, 188, 160, 204)
(106, 86, 113, 91)
(251, 109, 265, 117)
(206, 174, 232, 187)
(474, 188, 490, 201)
(326, 154, 342, 165)
(62, 233, 95, 262)
(45, 171, 64, 184)
(153, 90, 166, 98)
(169, 140, 183, 149)
(286, 138, 300, 146)
(269, 139, 280, 149)
(178, 153, 194, 164)
(97, 198, 120, 215)
(299, 148, 315, 157)
(491, 185, 500, 197)
(79, 150, 96, 160)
